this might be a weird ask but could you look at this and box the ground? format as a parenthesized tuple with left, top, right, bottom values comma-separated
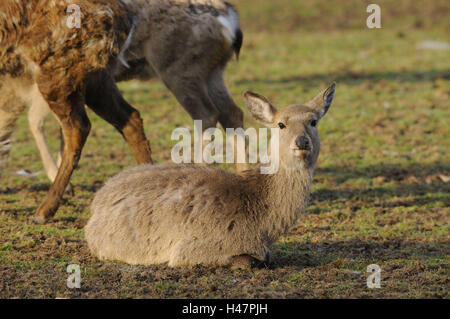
(0, 0, 449, 298)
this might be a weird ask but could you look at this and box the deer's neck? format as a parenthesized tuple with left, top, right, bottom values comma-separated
(245, 165, 313, 244)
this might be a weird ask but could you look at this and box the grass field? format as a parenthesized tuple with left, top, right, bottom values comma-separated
(0, 0, 449, 298)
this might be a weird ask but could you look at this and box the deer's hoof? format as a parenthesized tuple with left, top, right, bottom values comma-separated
(31, 215, 48, 225)
(65, 183, 74, 197)
(230, 255, 254, 270)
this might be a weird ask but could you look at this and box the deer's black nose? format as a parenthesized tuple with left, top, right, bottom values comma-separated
(296, 136, 310, 150)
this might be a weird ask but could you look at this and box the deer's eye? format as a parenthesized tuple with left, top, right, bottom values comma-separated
(278, 122, 286, 129)
(310, 120, 318, 127)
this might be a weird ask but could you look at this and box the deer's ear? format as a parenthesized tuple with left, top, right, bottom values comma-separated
(306, 82, 336, 118)
(243, 91, 277, 126)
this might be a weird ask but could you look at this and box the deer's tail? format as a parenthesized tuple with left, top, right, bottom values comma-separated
(218, 3, 243, 60)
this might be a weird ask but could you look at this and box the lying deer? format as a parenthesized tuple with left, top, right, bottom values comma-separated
(27, 0, 245, 184)
(0, 0, 243, 222)
(85, 83, 337, 268)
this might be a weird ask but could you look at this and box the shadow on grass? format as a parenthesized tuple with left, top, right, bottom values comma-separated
(312, 161, 450, 204)
(270, 239, 449, 269)
(0, 183, 50, 195)
(312, 184, 449, 206)
(316, 162, 449, 182)
(0, 187, 24, 195)
(0, 207, 35, 215)
(237, 69, 450, 88)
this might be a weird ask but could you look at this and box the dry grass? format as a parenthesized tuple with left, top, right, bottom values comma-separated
(0, 0, 449, 298)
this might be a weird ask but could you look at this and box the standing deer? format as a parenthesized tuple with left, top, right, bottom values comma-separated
(85, 83, 337, 268)
(0, 0, 153, 223)
(0, 0, 243, 222)
(27, 0, 245, 185)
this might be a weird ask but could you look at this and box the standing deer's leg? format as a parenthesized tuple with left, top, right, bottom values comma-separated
(33, 90, 90, 224)
(207, 69, 244, 131)
(57, 127, 64, 167)
(85, 73, 152, 165)
(0, 100, 26, 178)
(27, 88, 59, 182)
(0, 81, 27, 178)
(162, 75, 220, 131)
(160, 73, 220, 165)
(28, 96, 74, 195)
(207, 68, 248, 172)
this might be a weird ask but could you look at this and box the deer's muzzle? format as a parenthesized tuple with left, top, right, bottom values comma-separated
(295, 136, 311, 151)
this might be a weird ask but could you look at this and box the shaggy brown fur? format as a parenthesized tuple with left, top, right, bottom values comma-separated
(0, 0, 153, 223)
(85, 83, 336, 268)
(0, 0, 131, 99)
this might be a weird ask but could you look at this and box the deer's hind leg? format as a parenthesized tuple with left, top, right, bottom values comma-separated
(157, 71, 221, 164)
(207, 68, 248, 172)
(161, 73, 220, 131)
(206, 68, 244, 132)
(85, 72, 152, 165)
(27, 86, 59, 182)
(168, 239, 260, 269)
(230, 255, 257, 270)
(168, 239, 229, 268)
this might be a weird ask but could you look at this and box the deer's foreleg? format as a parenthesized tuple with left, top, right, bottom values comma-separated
(207, 69, 247, 172)
(33, 89, 90, 223)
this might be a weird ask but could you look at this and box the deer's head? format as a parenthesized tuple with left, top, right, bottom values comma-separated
(243, 83, 336, 170)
